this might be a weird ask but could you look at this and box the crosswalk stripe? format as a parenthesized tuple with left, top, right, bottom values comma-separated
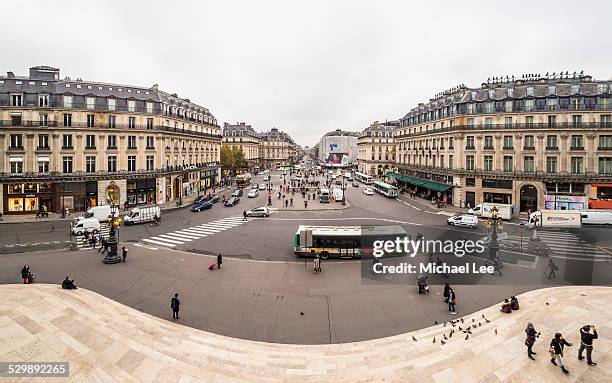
(173, 232, 203, 239)
(158, 234, 192, 242)
(143, 238, 176, 247)
(186, 228, 220, 234)
(148, 236, 185, 245)
(180, 228, 213, 234)
(199, 223, 239, 229)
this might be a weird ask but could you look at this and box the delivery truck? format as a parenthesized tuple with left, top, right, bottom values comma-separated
(468, 203, 515, 220)
(123, 205, 161, 225)
(527, 210, 582, 229)
(578, 210, 612, 225)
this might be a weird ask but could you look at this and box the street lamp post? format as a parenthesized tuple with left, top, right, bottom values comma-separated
(487, 206, 502, 276)
(61, 183, 66, 218)
(103, 204, 122, 264)
(342, 175, 346, 205)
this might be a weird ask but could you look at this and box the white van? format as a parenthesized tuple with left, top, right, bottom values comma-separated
(447, 214, 479, 228)
(579, 210, 612, 225)
(123, 205, 161, 225)
(333, 188, 344, 202)
(72, 217, 101, 235)
(78, 205, 112, 222)
(468, 203, 514, 220)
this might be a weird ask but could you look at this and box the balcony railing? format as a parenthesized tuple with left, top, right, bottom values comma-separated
(0, 120, 222, 140)
(396, 122, 612, 138)
(0, 163, 221, 181)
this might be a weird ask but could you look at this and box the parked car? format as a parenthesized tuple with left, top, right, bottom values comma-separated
(194, 194, 219, 205)
(232, 189, 243, 198)
(224, 196, 240, 207)
(258, 183, 267, 190)
(247, 189, 259, 198)
(363, 188, 374, 195)
(447, 214, 479, 228)
(246, 207, 270, 217)
(191, 200, 213, 212)
(251, 183, 259, 190)
(72, 217, 101, 235)
(352, 181, 359, 187)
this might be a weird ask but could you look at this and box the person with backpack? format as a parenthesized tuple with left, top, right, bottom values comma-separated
(525, 322, 540, 360)
(171, 293, 180, 319)
(549, 332, 572, 374)
(217, 253, 223, 269)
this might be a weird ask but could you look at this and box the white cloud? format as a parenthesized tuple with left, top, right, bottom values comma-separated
(2, 0, 611, 147)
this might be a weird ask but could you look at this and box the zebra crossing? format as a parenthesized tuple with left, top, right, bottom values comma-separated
(141, 216, 248, 248)
(75, 224, 111, 250)
(536, 230, 611, 260)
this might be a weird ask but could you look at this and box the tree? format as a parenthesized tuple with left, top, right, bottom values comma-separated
(220, 145, 246, 175)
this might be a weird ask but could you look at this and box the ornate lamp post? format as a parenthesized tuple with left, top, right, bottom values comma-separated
(103, 204, 122, 264)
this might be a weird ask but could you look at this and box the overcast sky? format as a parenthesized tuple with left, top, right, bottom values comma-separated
(2, 0, 611, 147)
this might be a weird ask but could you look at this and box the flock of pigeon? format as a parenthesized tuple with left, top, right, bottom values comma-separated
(411, 314, 494, 345)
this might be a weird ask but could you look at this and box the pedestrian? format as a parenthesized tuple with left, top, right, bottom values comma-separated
(98, 237, 106, 252)
(171, 293, 180, 319)
(242, 210, 248, 221)
(62, 276, 77, 290)
(122, 246, 127, 262)
(510, 296, 520, 310)
(21, 265, 31, 284)
(448, 288, 456, 314)
(290, 198, 293, 207)
(525, 322, 540, 360)
(500, 298, 512, 313)
(90, 235, 97, 248)
(285, 200, 289, 208)
(313, 255, 321, 273)
(304, 200, 308, 209)
(547, 259, 558, 279)
(268, 195, 272, 206)
(217, 252, 223, 269)
(443, 282, 451, 303)
(578, 325, 598, 366)
(549, 332, 572, 374)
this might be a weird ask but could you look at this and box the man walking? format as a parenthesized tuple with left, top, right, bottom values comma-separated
(304, 200, 308, 209)
(290, 198, 293, 207)
(242, 210, 248, 222)
(171, 293, 180, 319)
(550, 332, 572, 374)
(122, 246, 128, 262)
(217, 252, 223, 269)
(98, 237, 106, 252)
(448, 288, 456, 314)
(578, 325, 598, 366)
(547, 259, 558, 279)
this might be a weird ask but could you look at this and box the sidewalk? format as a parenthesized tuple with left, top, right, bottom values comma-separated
(398, 194, 465, 214)
(0, 185, 235, 225)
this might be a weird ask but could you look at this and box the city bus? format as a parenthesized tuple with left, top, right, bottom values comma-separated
(354, 172, 373, 185)
(294, 225, 407, 259)
(373, 181, 399, 198)
(236, 173, 252, 188)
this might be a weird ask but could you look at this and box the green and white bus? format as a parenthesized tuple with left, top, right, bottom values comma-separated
(354, 171, 373, 185)
(373, 181, 399, 198)
(294, 225, 407, 259)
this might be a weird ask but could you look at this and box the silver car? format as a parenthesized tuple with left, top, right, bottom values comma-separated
(246, 207, 270, 217)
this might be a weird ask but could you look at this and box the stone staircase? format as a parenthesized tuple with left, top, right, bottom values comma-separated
(0, 284, 610, 382)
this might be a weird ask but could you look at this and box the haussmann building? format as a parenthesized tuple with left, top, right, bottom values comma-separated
(0, 66, 221, 215)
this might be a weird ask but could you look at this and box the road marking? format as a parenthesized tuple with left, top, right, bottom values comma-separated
(173, 231, 203, 239)
(158, 234, 192, 242)
(143, 238, 176, 247)
(148, 236, 185, 245)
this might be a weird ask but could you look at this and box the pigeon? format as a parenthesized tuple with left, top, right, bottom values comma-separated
(546, 302, 550, 306)
(472, 324, 477, 329)
(460, 318, 464, 323)
(467, 329, 472, 335)
(443, 322, 446, 327)
(478, 322, 482, 327)
(412, 336, 417, 341)
(495, 329, 498, 335)
(482, 314, 485, 319)
(465, 334, 469, 340)
(485, 318, 491, 323)
(300, 312, 304, 315)
(459, 326, 463, 331)
(434, 321, 438, 325)
(441, 340, 446, 345)
(472, 318, 475, 323)
(449, 331, 453, 338)
(433, 337, 436, 343)
(443, 335, 448, 340)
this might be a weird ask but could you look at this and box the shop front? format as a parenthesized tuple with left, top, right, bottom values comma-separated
(544, 194, 588, 210)
(199, 169, 217, 192)
(126, 178, 156, 207)
(3, 182, 54, 214)
(86, 181, 98, 208)
(54, 182, 87, 213)
(589, 184, 612, 209)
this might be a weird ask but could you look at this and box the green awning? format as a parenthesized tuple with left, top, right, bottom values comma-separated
(421, 181, 452, 192)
